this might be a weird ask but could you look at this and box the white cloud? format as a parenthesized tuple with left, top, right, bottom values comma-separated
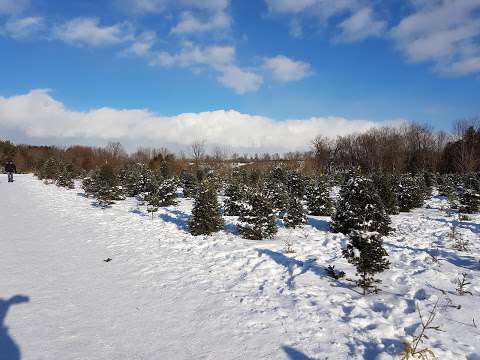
(289, 18, 304, 39)
(263, 55, 312, 82)
(0, 0, 29, 14)
(120, 0, 229, 13)
(265, 0, 317, 14)
(217, 66, 263, 94)
(3, 16, 43, 38)
(53, 17, 135, 47)
(124, 31, 156, 56)
(391, 0, 480, 76)
(0, 89, 395, 153)
(336, 7, 387, 43)
(170, 10, 231, 34)
(146, 42, 262, 93)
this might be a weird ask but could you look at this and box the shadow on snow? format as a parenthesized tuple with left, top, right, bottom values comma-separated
(0, 295, 30, 360)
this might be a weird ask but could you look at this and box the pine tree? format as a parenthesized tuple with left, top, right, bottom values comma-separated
(94, 164, 124, 207)
(189, 180, 224, 236)
(459, 188, 480, 214)
(287, 170, 305, 198)
(118, 163, 152, 197)
(342, 230, 390, 295)
(264, 180, 289, 213)
(39, 157, 60, 182)
(150, 178, 178, 207)
(56, 166, 75, 189)
(331, 175, 391, 236)
(304, 177, 334, 216)
(180, 170, 198, 198)
(396, 175, 424, 212)
(223, 179, 245, 216)
(268, 166, 288, 185)
(283, 196, 307, 228)
(372, 173, 399, 215)
(238, 190, 278, 240)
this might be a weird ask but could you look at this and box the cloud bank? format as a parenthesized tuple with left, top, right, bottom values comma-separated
(0, 90, 400, 153)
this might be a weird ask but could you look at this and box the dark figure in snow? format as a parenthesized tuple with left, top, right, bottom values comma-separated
(4, 160, 16, 183)
(0, 294, 30, 360)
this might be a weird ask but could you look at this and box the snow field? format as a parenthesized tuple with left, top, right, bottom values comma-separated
(1, 174, 479, 359)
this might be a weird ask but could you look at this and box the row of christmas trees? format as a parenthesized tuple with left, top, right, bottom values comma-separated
(35, 159, 480, 294)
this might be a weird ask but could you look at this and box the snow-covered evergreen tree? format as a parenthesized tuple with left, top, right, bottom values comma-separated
(396, 175, 424, 212)
(180, 170, 198, 198)
(238, 190, 277, 240)
(287, 170, 305, 198)
(93, 164, 124, 206)
(39, 157, 60, 182)
(189, 180, 224, 236)
(459, 188, 480, 214)
(146, 178, 178, 207)
(223, 179, 245, 216)
(283, 196, 307, 228)
(304, 177, 333, 216)
(268, 166, 288, 185)
(331, 175, 391, 236)
(342, 230, 390, 295)
(263, 180, 289, 213)
(118, 163, 152, 197)
(56, 165, 75, 189)
(372, 173, 399, 215)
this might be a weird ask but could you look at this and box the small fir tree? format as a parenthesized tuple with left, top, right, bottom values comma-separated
(180, 171, 198, 198)
(396, 175, 424, 212)
(331, 175, 391, 236)
(264, 180, 290, 213)
(118, 163, 152, 197)
(287, 170, 305, 198)
(223, 180, 245, 216)
(283, 196, 307, 228)
(342, 230, 390, 295)
(149, 178, 178, 207)
(93, 164, 124, 206)
(304, 177, 334, 216)
(56, 166, 75, 189)
(238, 190, 278, 240)
(189, 180, 224, 235)
(39, 157, 61, 182)
(372, 173, 399, 215)
(459, 188, 480, 214)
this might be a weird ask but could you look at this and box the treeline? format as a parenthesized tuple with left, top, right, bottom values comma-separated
(1, 120, 479, 175)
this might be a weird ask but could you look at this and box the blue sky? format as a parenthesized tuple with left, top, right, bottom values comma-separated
(0, 0, 479, 152)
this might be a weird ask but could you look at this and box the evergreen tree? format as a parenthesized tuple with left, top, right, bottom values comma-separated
(422, 171, 435, 198)
(343, 230, 390, 295)
(396, 175, 424, 212)
(180, 170, 198, 198)
(94, 164, 124, 206)
(283, 196, 307, 228)
(459, 188, 480, 214)
(223, 179, 245, 216)
(331, 175, 391, 236)
(56, 165, 75, 189)
(189, 180, 224, 235)
(263, 180, 289, 213)
(287, 170, 305, 198)
(148, 178, 178, 207)
(118, 163, 152, 197)
(372, 173, 399, 215)
(159, 159, 169, 179)
(39, 157, 61, 182)
(268, 166, 288, 185)
(238, 190, 278, 240)
(304, 177, 334, 216)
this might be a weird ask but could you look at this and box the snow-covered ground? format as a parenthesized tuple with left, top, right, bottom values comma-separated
(1, 174, 479, 360)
